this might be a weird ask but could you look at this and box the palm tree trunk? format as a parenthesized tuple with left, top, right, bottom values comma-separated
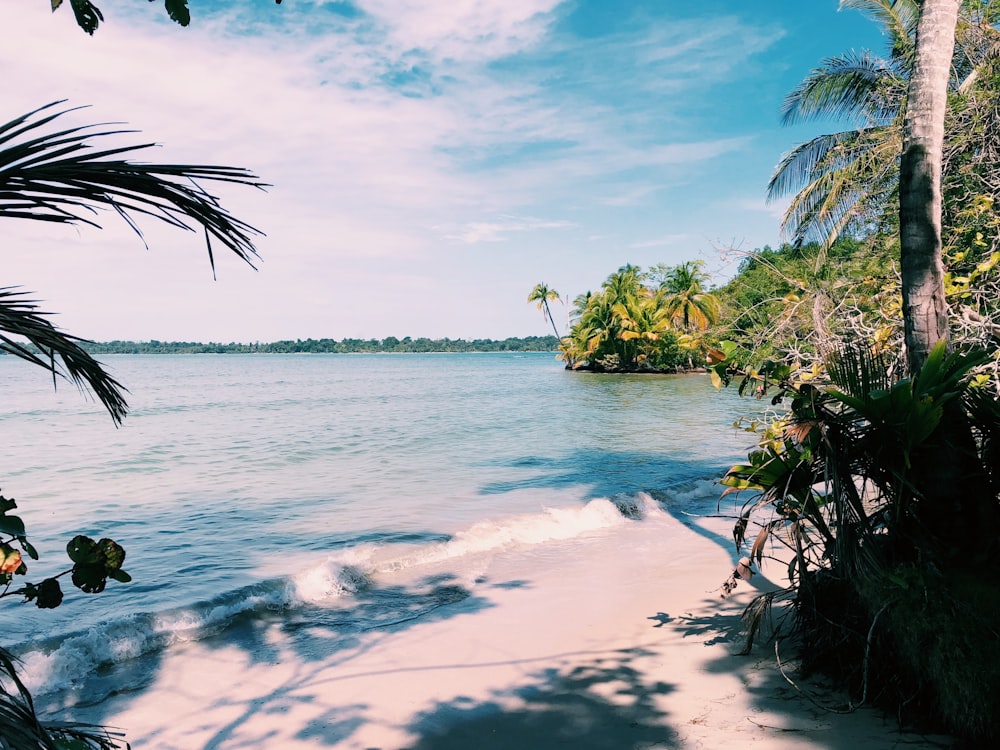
(898, 0, 998, 562)
(542, 301, 561, 339)
(899, 0, 959, 375)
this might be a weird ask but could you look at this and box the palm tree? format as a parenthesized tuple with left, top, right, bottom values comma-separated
(768, 0, 917, 248)
(899, 0, 960, 373)
(769, 0, 1000, 250)
(527, 283, 562, 339)
(0, 101, 264, 749)
(656, 261, 721, 332)
(0, 102, 264, 424)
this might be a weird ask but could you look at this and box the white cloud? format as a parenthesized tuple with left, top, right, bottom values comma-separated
(439, 215, 574, 243)
(0, 1, 795, 340)
(629, 234, 689, 249)
(353, 0, 562, 64)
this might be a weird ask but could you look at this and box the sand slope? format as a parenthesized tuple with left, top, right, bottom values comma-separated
(64, 508, 953, 749)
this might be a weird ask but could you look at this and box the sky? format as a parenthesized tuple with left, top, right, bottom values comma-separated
(1, 1, 888, 343)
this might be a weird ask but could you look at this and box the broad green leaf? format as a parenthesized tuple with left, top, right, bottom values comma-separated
(36, 578, 64, 609)
(98, 538, 126, 571)
(0, 515, 26, 537)
(66, 535, 101, 565)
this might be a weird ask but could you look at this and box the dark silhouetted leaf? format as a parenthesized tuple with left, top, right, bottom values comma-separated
(164, 0, 190, 26)
(37, 578, 64, 608)
(72, 563, 107, 594)
(68, 0, 103, 34)
(0, 515, 26, 537)
(66, 535, 101, 565)
(108, 569, 132, 583)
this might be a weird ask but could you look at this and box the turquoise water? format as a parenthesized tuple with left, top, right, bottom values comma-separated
(0, 352, 757, 696)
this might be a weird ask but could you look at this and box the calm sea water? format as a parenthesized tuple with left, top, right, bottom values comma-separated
(0, 352, 758, 697)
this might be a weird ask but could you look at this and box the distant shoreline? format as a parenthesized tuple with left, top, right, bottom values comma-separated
(70, 336, 561, 355)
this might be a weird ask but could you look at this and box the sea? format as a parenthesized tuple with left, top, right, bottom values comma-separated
(0, 352, 761, 705)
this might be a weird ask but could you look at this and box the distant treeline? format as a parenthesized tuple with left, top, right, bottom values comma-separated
(79, 336, 560, 355)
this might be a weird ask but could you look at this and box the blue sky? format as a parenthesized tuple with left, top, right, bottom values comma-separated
(2, 1, 886, 342)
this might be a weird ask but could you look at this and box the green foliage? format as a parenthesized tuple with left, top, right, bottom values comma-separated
(0, 490, 129, 748)
(712, 239, 901, 369)
(558, 262, 718, 372)
(770, 0, 1000, 249)
(717, 340, 1000, 741)
(0, 491, 131, 606)
(72, 335, 561, 354)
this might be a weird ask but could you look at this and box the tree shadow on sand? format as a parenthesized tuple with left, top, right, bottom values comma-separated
(404, 647, 678, 750)
(33, 571, 497, 748)
(658, 591, 954, 749)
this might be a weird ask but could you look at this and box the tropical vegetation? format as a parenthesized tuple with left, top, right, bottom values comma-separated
(709, 1, 1000, 744)
(0, 102, 264, 747)
(74, 335, 561, 354)
(543, 260, 720, 372)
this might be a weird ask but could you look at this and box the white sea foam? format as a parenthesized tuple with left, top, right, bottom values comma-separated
(662, 478, 724, 506)
(18, 584, 294, 696)
(19, 492, 670, 696)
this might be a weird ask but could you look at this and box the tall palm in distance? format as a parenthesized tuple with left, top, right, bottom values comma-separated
(527, 282, 563, 339)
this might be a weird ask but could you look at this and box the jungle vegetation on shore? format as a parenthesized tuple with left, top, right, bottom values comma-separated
(538, 3, 1000, 744)
(70, 336, 560, 355)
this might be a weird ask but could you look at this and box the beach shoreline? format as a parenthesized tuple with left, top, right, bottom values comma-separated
(56, 506, 953, 750)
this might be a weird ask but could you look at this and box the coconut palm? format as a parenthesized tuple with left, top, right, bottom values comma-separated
(899, 0, 960, 372)
(768, 0, 916, 248)
(656, 261, 720, 332)
(527, 283, 562, 339)
(769, 0, 1000, 250)
(0, 102, 264, 424)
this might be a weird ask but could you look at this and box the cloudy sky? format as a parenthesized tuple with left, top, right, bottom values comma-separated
(2, 1, 885, 342)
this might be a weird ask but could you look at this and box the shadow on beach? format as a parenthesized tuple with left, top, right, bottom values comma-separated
(36, 571, 494, 747)
(404, 647, 678, 750)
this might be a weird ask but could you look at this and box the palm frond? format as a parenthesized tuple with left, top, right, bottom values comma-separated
(769, 130, 864, 199)
(839, 0, 919, 60)
(0, 645, 127, 748)
(0, 287, 128, 425)
(780, 51, 905, 126)
(0, 102, 266, 275)
(826, 342, 894, 397)
(774, 124, 901, 246)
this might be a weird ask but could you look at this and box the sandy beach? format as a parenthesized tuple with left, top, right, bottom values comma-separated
(55, 505, 953, 750)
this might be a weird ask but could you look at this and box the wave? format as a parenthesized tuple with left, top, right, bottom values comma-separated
(16, 488, 712, 697)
